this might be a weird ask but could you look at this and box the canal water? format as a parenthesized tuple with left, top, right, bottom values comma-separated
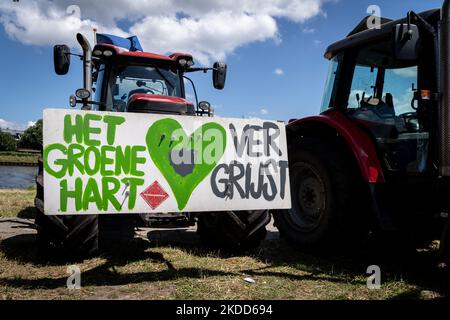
(0, 166, 38, 189)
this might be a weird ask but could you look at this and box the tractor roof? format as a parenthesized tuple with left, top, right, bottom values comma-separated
(92, 43, 193, 65)
(324, 9, 440, 59)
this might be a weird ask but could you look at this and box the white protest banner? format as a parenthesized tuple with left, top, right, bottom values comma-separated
(43, 109, 291, 215)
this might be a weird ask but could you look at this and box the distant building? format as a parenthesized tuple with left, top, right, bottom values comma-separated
(0, 128, 24, 141)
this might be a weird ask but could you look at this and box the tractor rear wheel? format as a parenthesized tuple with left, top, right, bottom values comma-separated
(273, 138, 367, 252)
(34, 154, 99, 257)
(197, 210, 270, 251)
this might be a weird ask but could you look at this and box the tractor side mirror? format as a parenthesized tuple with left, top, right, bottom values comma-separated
(54, 45, 71, 75)
(213, 62, 227, 90)
(393, 24, 420, 61)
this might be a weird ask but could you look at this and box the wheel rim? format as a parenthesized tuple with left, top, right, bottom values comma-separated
(288, 162, 326, 232)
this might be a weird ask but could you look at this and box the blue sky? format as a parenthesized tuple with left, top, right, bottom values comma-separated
(0, 0, 443, 130)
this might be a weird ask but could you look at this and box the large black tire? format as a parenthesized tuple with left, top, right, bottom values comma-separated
(197, 210, 270, 251)
(34, 154, 99, 257)
(273, 138, 368, 252)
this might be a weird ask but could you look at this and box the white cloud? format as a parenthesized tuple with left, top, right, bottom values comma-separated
(27, 121, 37, 128)
(245, 111, 260, 120)
(393, 89, 415, 115)
(0, 0, 327, 65)
(0, 2, 125, 49)
(274, 68, 284, 76)
(244, 108, 269, 119)
(131, 12, 277, 64)
(260, 108, 269, 115)
(393, 67, 417, 78)
(0, 119, 28, 131)
(313, 39, 322, 45)
(302, 27, 315, 34)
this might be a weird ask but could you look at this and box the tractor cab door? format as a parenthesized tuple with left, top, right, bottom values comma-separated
(340, 39, 434, 175)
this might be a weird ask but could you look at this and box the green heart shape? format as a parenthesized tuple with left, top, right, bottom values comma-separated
(146, 118, 227, 210)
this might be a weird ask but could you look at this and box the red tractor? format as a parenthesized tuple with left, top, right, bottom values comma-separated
(35, 33, 270, 255)
(274, 1, 450, 254)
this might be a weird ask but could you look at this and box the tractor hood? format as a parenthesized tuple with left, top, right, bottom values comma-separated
(127, 94, 196, 115)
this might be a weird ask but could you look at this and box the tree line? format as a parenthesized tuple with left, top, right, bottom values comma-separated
(0, 120, 43, 151)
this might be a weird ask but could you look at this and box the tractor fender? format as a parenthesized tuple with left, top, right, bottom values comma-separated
(287, 111, 385, 183)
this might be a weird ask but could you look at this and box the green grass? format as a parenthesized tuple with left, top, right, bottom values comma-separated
(1, 238, 447, 300)
(0, 188, 448, 300)
(0, 189, 36, 218)
(0, 152, 39, 164)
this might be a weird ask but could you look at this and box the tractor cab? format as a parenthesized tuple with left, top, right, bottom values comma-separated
(53, 33, 227, 117)
(91, 44, 196, 115)
(321, 9, 440, 175)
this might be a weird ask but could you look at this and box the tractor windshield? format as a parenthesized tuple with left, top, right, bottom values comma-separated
(321, 54, 341, 112)
(104, 64, 183, 112)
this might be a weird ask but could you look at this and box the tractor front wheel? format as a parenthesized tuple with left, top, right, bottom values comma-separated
(273, 138, 368, 252)
(34, 154, 100, 257)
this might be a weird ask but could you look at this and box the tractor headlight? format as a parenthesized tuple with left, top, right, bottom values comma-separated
(178, 59, 187, 67)
(103, 50, 113, 57)
(76, 88, 90, 99)
(198, 101, 211, 111)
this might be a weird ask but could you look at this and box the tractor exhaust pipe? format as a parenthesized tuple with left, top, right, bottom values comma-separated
(76, 33, 92, 110)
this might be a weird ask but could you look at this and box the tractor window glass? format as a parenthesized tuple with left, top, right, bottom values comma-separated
(347, 40, 427, 174)
(320, 55, 340, 112)
(383, 66, 417, 115)
(106, 64, 182, 112)
(347, 64, 418, 120)
(348, 65, 379, 111)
